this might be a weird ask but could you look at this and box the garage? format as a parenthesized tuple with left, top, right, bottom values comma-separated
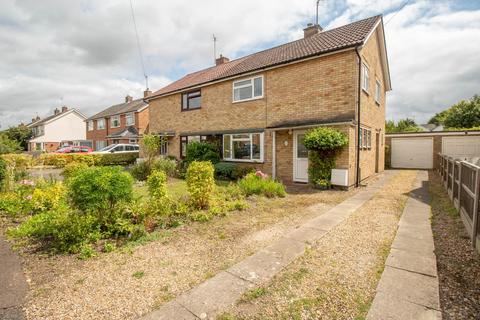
(442, 136, 480, 159)
(391, 137, 433, 169)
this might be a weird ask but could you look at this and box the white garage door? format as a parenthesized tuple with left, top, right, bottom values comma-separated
(442, 136, 480, 159)
(391, 138, 433, 169)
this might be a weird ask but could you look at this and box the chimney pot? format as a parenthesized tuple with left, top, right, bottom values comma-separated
(144, 89, 152, 98)
(125, 95, 133, 103)
(61, 106, 68, 113)
(215, 54, 230, 66)
(303, 23, 322, 38)
(54, 108, 60, 115)
(36, 115, 40, 121)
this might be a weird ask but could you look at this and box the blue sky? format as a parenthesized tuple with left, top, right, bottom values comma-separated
(0, 0, 479, 127)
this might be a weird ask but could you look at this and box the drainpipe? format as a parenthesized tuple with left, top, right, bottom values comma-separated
(272, 131, 276, 179)
(355, 46, 362, 187)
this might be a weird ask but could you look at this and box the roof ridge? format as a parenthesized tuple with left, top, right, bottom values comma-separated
(182, 14, 381, 78)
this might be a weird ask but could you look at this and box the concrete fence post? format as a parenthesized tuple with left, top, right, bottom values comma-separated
(472, 167, 479, 249)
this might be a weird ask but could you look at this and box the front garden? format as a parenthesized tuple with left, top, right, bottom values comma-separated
(0, 129, 356, 319)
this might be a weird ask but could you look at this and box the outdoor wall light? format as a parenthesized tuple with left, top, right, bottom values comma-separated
(284, 140, 289, 146)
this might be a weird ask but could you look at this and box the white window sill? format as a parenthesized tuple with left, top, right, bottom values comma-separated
(362, 88, 370, 95)
(223, 159, 264, 164)
(232, 96, 263, 104)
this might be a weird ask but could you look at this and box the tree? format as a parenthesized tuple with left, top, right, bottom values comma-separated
(428, 109, 449, 125)
(3, 125, 32, 151)
(443, 95, 480, 129)
(385, 118, 421, 133)
(0, 133, 22, 154)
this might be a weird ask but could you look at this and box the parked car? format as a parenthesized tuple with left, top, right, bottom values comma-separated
(56, 146, 92, 153)
(93, 144, 140, 154)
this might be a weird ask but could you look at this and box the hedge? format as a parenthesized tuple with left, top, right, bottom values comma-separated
(38, 152, 139, 167)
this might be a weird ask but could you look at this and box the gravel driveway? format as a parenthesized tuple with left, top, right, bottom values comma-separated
(220, 170, 418, 319)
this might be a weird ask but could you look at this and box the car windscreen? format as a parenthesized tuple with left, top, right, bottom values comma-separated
(99, 144, 116, 152)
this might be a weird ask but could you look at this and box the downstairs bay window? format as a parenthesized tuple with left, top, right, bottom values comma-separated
(223, 132, 263, 162)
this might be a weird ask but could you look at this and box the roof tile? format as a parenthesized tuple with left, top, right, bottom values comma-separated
(152, 15, 381, 97)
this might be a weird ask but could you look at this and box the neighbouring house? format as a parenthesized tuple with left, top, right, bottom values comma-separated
(146, 15, 391, 187)
(386, 130, 480, 170)
(27, 106, 87, 152)
(86, 92, 150, 150)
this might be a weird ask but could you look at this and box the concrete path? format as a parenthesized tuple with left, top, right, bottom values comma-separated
(367, 171, 442, 320)
(0, 234, 27, 320)
(140, 172, 394, 320)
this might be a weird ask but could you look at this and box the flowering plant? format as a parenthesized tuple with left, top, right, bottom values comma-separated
(255, 170, 268, 179)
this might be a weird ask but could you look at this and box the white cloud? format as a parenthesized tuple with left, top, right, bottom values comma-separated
(0, 0, 478, 128)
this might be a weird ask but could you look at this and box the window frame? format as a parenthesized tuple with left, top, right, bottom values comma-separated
(111, 115, 120, 128)
(222, 132, 264, 163)
(361, 63, 370, 93)
(375, 80, 381, 105)
(87, 120, 94, 131)
(232, 75, 264, 103)
(97, 118, 105, 130)
(181, 90, 202, 111)
(125, 113, 135, 126)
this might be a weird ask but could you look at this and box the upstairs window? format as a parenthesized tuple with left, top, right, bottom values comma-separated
(375, 80, 381, 104)
(111, 115, 120, 128)
(87, 120, 94, 131)
(361, 63, 370, 93)
(97, 118, 105, 130)
(125, 112, 135, 126)
(182, 90, 201, 111)
(233, 75, 263, 102)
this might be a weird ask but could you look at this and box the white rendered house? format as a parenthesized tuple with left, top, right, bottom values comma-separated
(27, 106, 87, 152)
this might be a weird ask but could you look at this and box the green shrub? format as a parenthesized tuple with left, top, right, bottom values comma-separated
(0, 157, 6, 188)
(7, 205, 99, 253)
(238, 172, 286, 198)
(214, 162, 235, 180)
(147, 170, 168, 199)
(153, 158, 177, 177)
(130, 161, 151, 181)
(214, 162, 254, 180)
(303, 127, 348, 189)
(67, 166, 133, 212)
(185, 142, 220, 165)
(97, 152, 139, 166)
(31, 181, 66, 213)
(186, 161, 215, 209)
(303, 127, 348, 151)
(0, 192, 28, 217)
(61, 162, 89, 180)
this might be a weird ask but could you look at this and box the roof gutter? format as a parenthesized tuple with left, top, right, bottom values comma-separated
(355, 45, 362, 188)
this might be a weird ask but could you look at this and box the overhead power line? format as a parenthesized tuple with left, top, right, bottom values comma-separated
(385, 0, 411, 25)
(129, 0, 149, 90)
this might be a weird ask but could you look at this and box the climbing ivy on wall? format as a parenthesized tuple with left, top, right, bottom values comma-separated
(303, 127, 348, 189)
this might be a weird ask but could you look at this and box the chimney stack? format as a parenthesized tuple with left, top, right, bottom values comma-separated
(303, 23, 322, 38)
(32, 118, 36, 123)
(125, 95, 133, 103)
(215, 54, 230, 66)
(54, 108, 60, 115)
(61, 106, 68, 113)
(144, 89, 152, 98)
(36, 115, 40, 121)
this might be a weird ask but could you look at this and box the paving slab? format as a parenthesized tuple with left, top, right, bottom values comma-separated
(391, 234, 435, 256)
(367, 291, 442, 320)
(139, 172, 393, 320)
(375, 266, 440, 310)
(386, 248, 437, 277)
(140, 301, 198, 320)
(367, 171, 441, 320)
(176, 271, 254, 319)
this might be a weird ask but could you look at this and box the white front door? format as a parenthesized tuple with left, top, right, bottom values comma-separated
(293, 130, 309, 182)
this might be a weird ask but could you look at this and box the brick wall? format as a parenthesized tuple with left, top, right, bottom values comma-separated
(357, 29, 386, 181)
(149, 36, 387, 186)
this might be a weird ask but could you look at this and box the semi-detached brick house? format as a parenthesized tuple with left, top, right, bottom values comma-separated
(86, 93, 150, 150)
(146, 15, 392, 187)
